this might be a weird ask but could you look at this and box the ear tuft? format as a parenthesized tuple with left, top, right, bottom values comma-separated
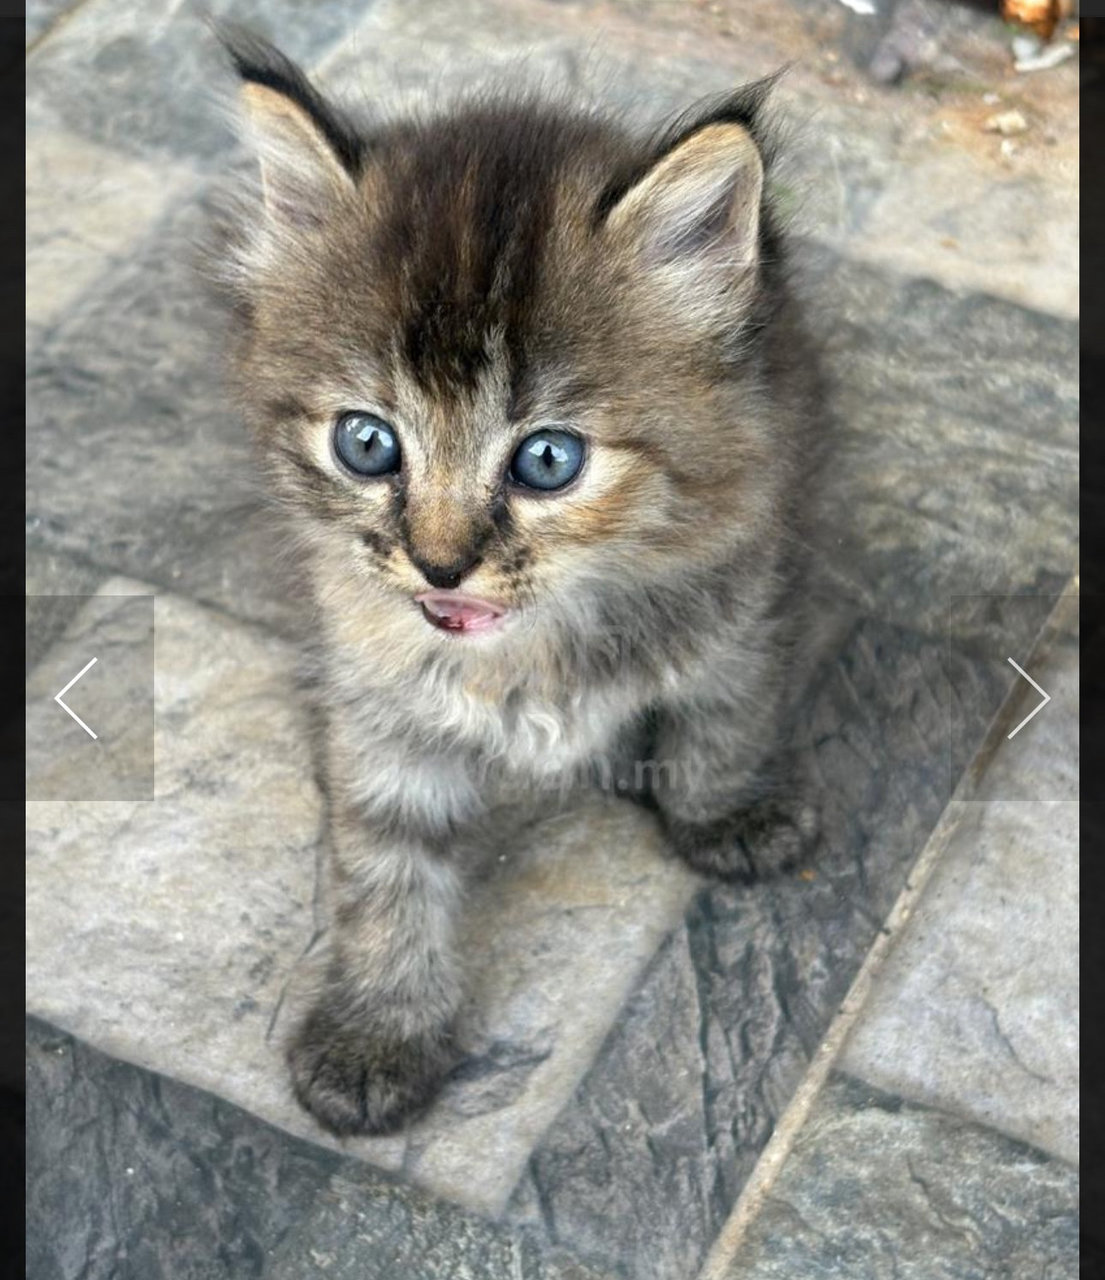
(651, 73, 781, 174)
(214, 22, 361, 225)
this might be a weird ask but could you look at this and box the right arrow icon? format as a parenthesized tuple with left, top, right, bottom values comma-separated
(1006, 657, 1051, 740)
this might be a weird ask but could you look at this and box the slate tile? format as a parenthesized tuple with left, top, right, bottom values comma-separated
(840, 599, 1078, 1161)
(26, 1017, 613, 1280)
(796, 250, 1077, 637)
(509, 608, 1036, 1280)
(27, 128, 199, 331)
(718, 1073, 1078, 1280)
(26, 583, 333, 1152)
(26, 0, 379, 166)
(26, 580, 698, 1213)
(321, 0, 587, 104)
(25, 545, 109, 666)
(27, 591, 156, 801)
(26, 195, 296, 634)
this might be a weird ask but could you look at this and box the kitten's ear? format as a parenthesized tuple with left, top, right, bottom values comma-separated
(603, 83, 774, 295)
(217, 24, 360, 224)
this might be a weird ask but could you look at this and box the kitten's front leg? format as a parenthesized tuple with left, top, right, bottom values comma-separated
(287, 739, 465, 1136)
(650, 686, 818, 884)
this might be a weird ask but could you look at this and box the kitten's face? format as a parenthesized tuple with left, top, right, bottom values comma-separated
(222, 53, 779, 651)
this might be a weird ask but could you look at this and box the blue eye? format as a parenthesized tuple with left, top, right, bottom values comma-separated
(509, 429, 585, 492)
(334, 412, 401, 476)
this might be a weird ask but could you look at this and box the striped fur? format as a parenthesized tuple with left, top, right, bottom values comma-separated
(211, 27, 831, 1135)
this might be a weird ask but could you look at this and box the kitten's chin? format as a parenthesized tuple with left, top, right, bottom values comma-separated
(415, 590, 509, 636)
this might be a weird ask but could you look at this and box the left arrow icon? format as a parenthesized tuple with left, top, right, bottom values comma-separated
(54, 657, 99, 740)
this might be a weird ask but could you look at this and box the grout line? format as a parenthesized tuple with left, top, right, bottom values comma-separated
(695, 579, 1078, 1280)
(696, 805, 966, 1280)
(25, 0, 98, 59)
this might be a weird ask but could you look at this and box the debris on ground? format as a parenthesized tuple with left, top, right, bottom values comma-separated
(1002, 0, 1072, 43)
(983, 108, 1029, 134)
(847, 0, 1079, 84)
(1012, 33, 1077, 70)
(1003, 0, 1079, 70)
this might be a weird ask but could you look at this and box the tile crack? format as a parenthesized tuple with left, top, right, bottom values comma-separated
(976, 994, 1054, 1085)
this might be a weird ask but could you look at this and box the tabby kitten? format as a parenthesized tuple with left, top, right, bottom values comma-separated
(214, 27, 828, 1136)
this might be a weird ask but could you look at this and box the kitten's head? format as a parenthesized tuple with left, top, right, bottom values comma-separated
(215, 28, 792, 660)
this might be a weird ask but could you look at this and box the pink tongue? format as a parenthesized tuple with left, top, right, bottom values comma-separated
(416, 591, 504, 632)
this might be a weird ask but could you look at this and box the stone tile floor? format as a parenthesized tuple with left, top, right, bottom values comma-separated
(26, 1, 1078, 1277)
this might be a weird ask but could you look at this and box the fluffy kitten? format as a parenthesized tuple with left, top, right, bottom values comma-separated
(212, 27, 829, 1136)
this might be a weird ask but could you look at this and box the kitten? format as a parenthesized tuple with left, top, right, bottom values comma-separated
(212, 27, 830, 1136)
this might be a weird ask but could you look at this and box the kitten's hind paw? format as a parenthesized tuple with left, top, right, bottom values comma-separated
(665, 794, 819, 884)
(287, 1004, 453, 1136)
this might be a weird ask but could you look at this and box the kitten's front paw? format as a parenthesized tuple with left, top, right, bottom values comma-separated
(665, 794, 819, 884)
(287, 1004, 453, 1136)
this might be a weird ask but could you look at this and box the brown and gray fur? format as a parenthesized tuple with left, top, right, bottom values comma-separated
(210, 27, 831, 1136)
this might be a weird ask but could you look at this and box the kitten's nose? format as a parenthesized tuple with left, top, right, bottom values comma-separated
(411, 553, 483, 591)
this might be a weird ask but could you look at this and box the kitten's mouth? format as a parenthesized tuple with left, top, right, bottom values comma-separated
(415, 590, 508, 634)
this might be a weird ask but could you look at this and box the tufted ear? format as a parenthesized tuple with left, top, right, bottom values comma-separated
(602, 84, 774, 303)
(218, 24, 360, 227)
